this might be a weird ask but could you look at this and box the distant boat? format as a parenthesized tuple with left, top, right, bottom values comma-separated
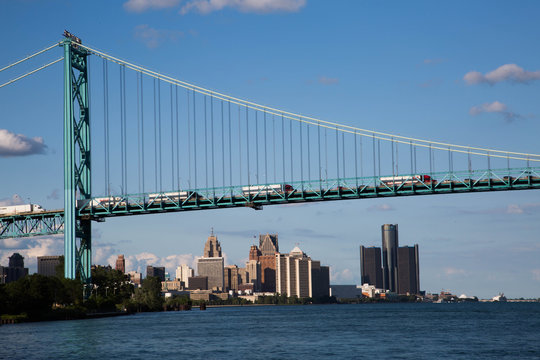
(492, 293, 507, 302)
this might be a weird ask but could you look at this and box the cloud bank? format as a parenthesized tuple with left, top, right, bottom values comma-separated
(124, 0, 181, 12)
(134, 24, 184, 49)
(0, 129, 47, 157)
(180, 0, 306, 14)
(469, 101, 520, 122)
(464, 64, 540, 85)
(0, 194, 25, 207)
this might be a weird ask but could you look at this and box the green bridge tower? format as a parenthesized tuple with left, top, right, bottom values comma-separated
(62, 32, 92, 292)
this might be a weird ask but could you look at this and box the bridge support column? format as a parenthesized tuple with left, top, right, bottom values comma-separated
(63, 35, 92, 292)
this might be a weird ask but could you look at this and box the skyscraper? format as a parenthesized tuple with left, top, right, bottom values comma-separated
(1, 253, 29, 283)
(258, 234, 279, 292)
(381, 224, 399, 292)
(204, 230, 222, 258)
(360, 246, 383, 288)
(176, 264, 194, 287)
(115, 255, 125, 273)
(198, 257, 224, 290)
(37, 255, 62, 277)
(147, 266, 166, 281)
(397, 245, 420, 295)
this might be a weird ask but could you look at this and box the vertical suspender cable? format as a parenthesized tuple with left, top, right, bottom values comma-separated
(409, 141, 413, 176)
(325, 128, 328, 186)
(246, 106, 250, 187)
(153, 79, 158, 191)
(187, 90, 191, 189)
(290, 118, 293, 184)
(193, 90, 197, 189)
(300, 120, 303, 189)
(204, 96, 208, 190)
(336, 127, 340, 185)
(228, 102, 232, 189)
(238, 106, 242, 186)
(170, 85, 175, 189)
(211, 96, 215, 193)
(360, 135, 363, 179)
(354, 131, 358, 187)
(342, 132, 345, 180)
(141, 75, 145, 194)
(158, 80, 163, 192)
(264, 111, 268, 187)
(120, 66, 125, 195)
(318, 121, 322, 186)
(103, 60, 110, 195)
(137, 72, 141, 194)
(282, 115, 285, 185)
(307, 123, 311, 186)
(372, 135, 376, 185)
(221, 101, 225, 189)
(377, 139, 381, 180)
(272, 115, 276, 183)
(255, 111, 259, 185)
(175, 86, 180, 190)
(391, 138, 395, 179)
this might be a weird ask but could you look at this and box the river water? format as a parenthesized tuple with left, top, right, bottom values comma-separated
(1, 302, 539, 359)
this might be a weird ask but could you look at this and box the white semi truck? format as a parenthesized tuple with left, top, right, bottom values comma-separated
(0, 204, 46, 216)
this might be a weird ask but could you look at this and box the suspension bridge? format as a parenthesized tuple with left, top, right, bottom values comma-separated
(1, 32, 540, 290)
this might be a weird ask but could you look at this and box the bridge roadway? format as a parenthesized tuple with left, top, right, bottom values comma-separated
(1, 167, 540, 239)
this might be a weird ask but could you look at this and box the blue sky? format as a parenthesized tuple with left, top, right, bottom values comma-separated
(1, 0, 540, 298)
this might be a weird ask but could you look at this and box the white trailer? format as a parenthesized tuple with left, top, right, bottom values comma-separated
(0, 204, 45, 216)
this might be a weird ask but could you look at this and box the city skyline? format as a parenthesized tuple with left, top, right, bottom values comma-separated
(1, 1, 540, 299)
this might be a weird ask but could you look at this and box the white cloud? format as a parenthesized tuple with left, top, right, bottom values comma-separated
(505, 203, 540, 215)
(0, 194, 24, 206)
(464, 64, 540, 85)
(330, 267, 353, 283)
(318, 76, 339, 85)
(0, 235, 63, 273)
(0, 129, 47, 157)
(124, 0, 181, 12)
(134, 24, 185, 49)
(180, 0, 306, 15)
(469, 101, 520, 122)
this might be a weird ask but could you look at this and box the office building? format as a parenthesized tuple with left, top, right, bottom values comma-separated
(397, 245, 420, 295)
(127, 271, 142, 285)
(204, 230, 222, 258)
(188, 275, 208, 290)
(175, 264, 194, 288)
(115, 255, 125, 273)
(197, 257, 224, 291)
(1, 253, 29, 283)
(147, 266, 166, 281)
(359, 246, 383, 288)
(276, 246, 329, 298)
(37, 255, 62, 277)
(382, 224, 399, 292)
(258, 234, 279, 292)
(224, 265, 240, 291)
(245, 259, 261, 291)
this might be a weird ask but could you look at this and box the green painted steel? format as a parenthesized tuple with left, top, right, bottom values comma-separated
(3, 167, 539, 240)
(62, 38, 92, 289)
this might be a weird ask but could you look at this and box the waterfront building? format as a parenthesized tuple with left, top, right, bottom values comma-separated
(1, 253, 29, 283)
(397, 245, 420, 295)
(175, 264, 194, 288)
(224, 265, 240, 291)
(275, 246, 330, 298)
(246, 259, 261, 291)
(359, 246, 383, 288)
(146, 266, 166, 281)
(382, 224, 399, 292)
(188, 275, 208, 290)
(330, 285, 363, 300)
(197, 257, 224, 291)
(258, 234, 279, 292)
(115, 255, 125, 273)
(37, 255, 62, 277)
(204, 230, 222, 258)
(162, 280, 183, 291)
(127, 271, 142, 285)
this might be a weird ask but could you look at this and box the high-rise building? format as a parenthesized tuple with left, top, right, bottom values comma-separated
(382, 224, 399, 292)
(275, 247, 329, 298)
(1, 253, 29, 283)
(197, 257, 224, 291)
(360, 246, 383, 288)
(258, 234, 279, 292)
(146, 266, 166, 281)
(397, 245, 420, 295)
(37, 255, 62, 277)
(176, 264, 194, 288)
(115, 255, 125, 273)
(245, 259, 261, 291)
(204, 230, 222, 258)
(188, 276, 208, 290)
(224, 265, 240, 291)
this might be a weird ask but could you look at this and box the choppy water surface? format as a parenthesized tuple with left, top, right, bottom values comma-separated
(2, 302, 539, 359)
